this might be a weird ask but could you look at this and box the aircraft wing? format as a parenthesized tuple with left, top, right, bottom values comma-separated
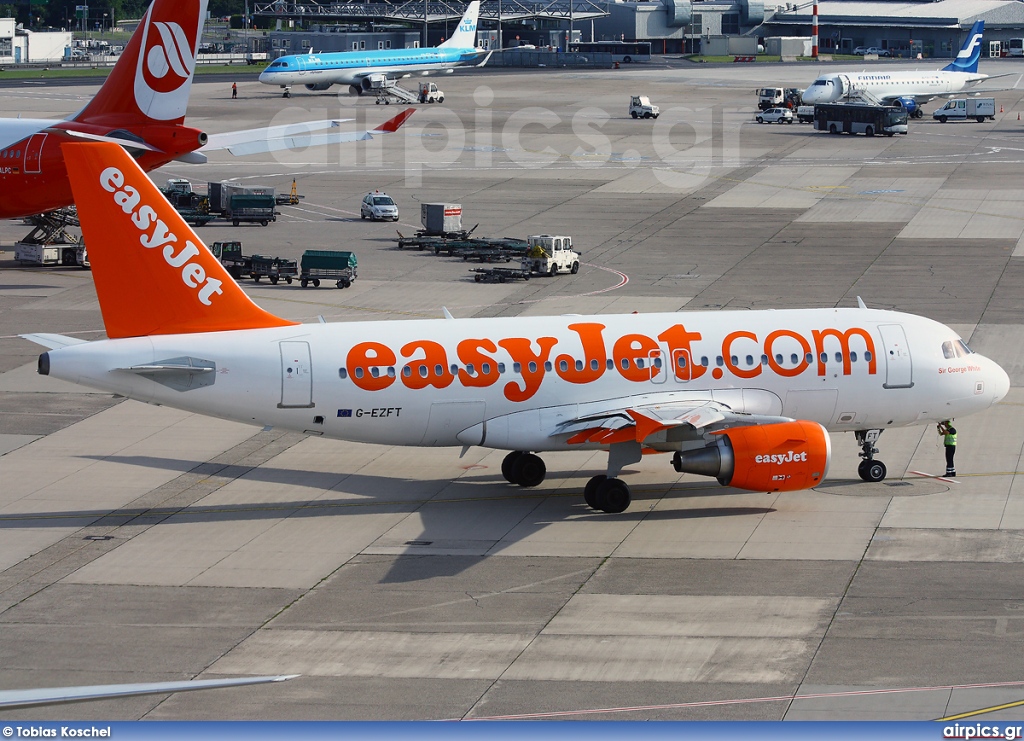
(200, 109, 414, 157)
(0, 675, 297, 711)
(552, 396, 790, 446)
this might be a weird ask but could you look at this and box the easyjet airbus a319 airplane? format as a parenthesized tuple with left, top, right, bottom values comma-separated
(25, 143, 1010, 513)
(0, 0, 412, 221)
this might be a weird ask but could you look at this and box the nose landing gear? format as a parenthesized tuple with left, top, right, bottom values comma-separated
(856, 429, 887, 482)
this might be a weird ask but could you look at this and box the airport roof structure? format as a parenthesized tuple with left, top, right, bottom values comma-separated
(766, 0, 1024, 29)
(253, 0, 610, 24)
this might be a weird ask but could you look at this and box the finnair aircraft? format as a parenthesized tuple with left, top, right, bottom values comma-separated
(0, 0, 413, 221)
(27, 142, 1009, 514)
(803, 21, 994, 117)
(258, 1, 486, 97)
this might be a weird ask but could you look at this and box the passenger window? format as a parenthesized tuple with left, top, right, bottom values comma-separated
(403, 366, 412, 377)
(338, 368, 348, 379)
(370, 367, 380, 378)
(864, 351, 872, 362)
(387, 367, 396, 378)
(449, 364, 458, 375)
(576, 360, 584, 371)
(354, 367, 364, 379)
(482, 362, 491, 374)
(513, 362, 521, 373)
(701, 357, 709, 367)
(805, 353, 814, 364)
(607, 359, 615, 370)
(559, 360, 568, 372)
(820, 353, 827, 364)
(529, 361, 537, 373)
(851, 351, 858, 362)
(497, 363, 506, 373)
(434, 364, 444, 376)
(418, 365, 428, 378)
(466, 363, 475, 375)
(745, 355, 754, 366)
(589, 359, 599, 371)
(790, 353, 799, 364)
(677, 356, 687, 368)
(544, 361, 552, 372)
(716, 356, 724, 367)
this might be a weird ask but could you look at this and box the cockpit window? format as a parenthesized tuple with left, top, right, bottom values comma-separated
(270, 61, 289, 68)
(942, 339, 974, 359)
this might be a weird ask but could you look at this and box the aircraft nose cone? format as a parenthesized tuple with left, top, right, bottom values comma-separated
(991, 360, 1011, 404)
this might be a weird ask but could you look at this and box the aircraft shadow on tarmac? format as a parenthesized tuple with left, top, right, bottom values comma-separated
(1, 453, 776, 581)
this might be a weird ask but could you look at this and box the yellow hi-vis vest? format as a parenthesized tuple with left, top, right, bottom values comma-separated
(944, 431, 957, 447)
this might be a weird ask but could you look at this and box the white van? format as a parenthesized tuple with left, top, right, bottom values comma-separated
(932, 98, 996, 123)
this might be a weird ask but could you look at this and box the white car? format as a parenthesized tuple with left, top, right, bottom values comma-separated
(756, 108, 794, 124)
(360, 192, 399, 221)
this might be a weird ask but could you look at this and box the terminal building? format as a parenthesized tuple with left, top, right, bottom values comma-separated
(590, 0, 1024, 57)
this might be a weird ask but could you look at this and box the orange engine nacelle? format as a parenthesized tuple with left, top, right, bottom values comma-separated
(671, 421, 831, 492)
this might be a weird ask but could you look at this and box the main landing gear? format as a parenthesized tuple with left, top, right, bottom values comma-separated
(501, 443, 638, 514)
(856, 429, 887, 482)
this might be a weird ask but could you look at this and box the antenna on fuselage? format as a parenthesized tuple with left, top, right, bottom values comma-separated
(857, 296, 867, 309)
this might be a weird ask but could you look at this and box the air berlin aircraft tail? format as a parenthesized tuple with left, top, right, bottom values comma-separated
(63, 142, 296, 338)
(73, 0, 207, 127)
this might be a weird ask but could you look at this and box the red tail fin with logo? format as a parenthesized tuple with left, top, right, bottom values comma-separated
(64, 142, 297, 339)
(73, 0, 207, 127)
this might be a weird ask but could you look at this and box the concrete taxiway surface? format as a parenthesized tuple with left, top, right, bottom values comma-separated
(3, 58, 1024, 720)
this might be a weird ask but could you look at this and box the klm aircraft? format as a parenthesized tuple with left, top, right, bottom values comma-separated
(802, 21, 1006, 118)
(259, 1, 485, 98)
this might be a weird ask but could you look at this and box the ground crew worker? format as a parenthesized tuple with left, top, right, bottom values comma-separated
(231, 82, 237, 99)
(938, 420, 957, 477)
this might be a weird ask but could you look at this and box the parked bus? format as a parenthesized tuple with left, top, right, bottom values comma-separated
(1008, 38, 1024, 57)
(568, 41, 652, 62)
(813, 103, 909, 136)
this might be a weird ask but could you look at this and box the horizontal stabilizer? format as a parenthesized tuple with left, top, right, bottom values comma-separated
(19, 333, 88, 350)
(47, 128, 163, 152)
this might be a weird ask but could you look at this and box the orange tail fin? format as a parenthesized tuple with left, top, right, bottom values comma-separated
(63, 142, 297, 339)
(73, 0, 207, 127)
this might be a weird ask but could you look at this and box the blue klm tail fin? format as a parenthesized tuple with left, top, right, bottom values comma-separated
(943, 21, 984, 74)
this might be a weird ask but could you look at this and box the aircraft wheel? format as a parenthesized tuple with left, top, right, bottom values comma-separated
(512, 453, 546, 488)
(584, 475, 607, 510)
(596, 478, 631, 513)
(858, 459, 887, 483)
(501, 451, 524, 483)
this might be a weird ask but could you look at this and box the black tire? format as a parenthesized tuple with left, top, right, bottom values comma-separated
(474, 274, 481, 282)
(786, 119, 793, 124)
(549, 264, 557, 277)
(501, 451, 523, 483)
(977, 116, 985, 123)
(513, 453, 546, 488)
(261, 220, 269, 227)
(269, 276, 278, 285)
(939, 115, 947, 124)
(653, 114, 659, 119)
(498, 275, 506, 283)
(623, 56, 632, 63)
(232, 219, 240, 227)
(312, 279, 320, 288)
(61, 248, 76, 266)
(285, 276, 293, 284)
(865, 126, 874, 136)
(570, 261, 579, 275)
(253, 275, 261, 283)
(300, 279, 308, 288)
(438, 96, 444, 103)
(361, 212, 367, 219)
(756, 117, 764, 124)
(829, 124, 838, 134)
(596, 478, 631, 513)
(644, 112, 651, 119)
(375, 99, 381, 105)
(584, 475, 607, 510)
(858, 459, 887, 482)
(631, 111, 638, 119)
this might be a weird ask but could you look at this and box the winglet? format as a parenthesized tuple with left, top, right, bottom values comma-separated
(63, 142, 297, 339)
(373, 108, 415, 133)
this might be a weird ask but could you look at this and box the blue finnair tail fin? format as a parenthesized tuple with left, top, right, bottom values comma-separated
(439, 2, 480, 49)
(943, 21, 984, 73)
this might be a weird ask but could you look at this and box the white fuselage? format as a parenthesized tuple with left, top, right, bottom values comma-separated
(258, 48, 479, 89)
(40, 308, 1008, 451)
(802, 70, 987, 105)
